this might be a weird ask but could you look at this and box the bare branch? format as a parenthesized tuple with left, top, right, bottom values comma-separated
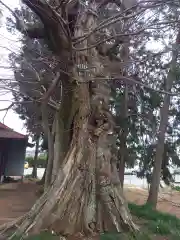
(111, 76, 178, 96)
(0, 103, 14, 112)
(41, 72, 60, 101)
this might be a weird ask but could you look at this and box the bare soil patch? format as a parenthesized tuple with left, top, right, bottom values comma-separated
(0, 181, 39, 225)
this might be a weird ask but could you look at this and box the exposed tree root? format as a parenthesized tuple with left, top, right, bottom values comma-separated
(0, 214, 26, 237)
(0, 141, 138, 239)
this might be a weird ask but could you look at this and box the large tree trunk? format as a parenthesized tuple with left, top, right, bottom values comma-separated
(51, 78, 76, 183)
(41, 101, 54, 189)
(118, 85, 128, 187)
(147, 93, 171, 207)
(118, 138, 127, 188)
(0, 1, 138, 239)
(32, 136, 40, 179)
(117, 29, 130, 188)
(147, 32, 180, 207)
(4, 79, 137, 239)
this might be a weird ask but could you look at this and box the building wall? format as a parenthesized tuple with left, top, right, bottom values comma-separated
(4, 139, 26, 176)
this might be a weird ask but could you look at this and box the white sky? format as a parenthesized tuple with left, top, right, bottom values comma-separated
(0, 0, 26, 134)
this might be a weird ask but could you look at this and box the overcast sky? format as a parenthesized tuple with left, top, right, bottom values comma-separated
(0, 0, 26, 134)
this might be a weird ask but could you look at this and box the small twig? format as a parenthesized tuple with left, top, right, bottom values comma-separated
(0, 103, 14, 112)
(73, 29, 146, 51)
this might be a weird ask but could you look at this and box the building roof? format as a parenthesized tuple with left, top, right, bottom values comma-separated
(0, 122, 27, 139)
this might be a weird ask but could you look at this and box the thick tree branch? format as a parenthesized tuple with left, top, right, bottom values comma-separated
(41, 72, 61, 102)
(0, 103, 14, 112)
(111, 76, 177, 96)
(22, 0, 70, 52)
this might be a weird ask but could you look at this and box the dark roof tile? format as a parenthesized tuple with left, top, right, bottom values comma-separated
(0, 123, 27, 139)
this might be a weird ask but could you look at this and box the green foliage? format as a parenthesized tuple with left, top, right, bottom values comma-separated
(26, 154, 47, 168)
(95, 203, 180, 239)
(7, 0, 180, 188)
(100, 232, 151, 240)
(100, 233, 121, 240)
(112, 59, 180, 185)
(8, 7, 55, 137)
(171, 185, 180, 192)
(13, 232, 150, 240)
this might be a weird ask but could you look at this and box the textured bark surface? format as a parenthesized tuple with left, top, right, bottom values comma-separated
(0, 1, 138, 239)
(51, 78, 76, 183)
(116, 28, 130, 188)
(118, 85, 128, 188)
(41, 101, 54, 189)
(32, 136, 40, 179)
(3, 80, 136, 238)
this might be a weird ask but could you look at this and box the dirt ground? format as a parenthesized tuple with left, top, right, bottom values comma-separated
(0, 181, 39, 225)
(1, 182, 180, 229)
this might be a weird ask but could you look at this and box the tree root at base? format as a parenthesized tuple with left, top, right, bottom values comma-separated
(0, 148, 138, 239)
(0, 181, 138, 240)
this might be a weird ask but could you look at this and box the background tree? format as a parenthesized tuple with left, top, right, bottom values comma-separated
(7, 5, 61, 185)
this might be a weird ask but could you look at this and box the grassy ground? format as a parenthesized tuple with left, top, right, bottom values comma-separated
(11, 203, 180, 240)
(99, 203, 180, 239)
(128, 203, 180, 239)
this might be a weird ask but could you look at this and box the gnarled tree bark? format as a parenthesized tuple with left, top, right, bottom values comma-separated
(0, 0, 138, 238)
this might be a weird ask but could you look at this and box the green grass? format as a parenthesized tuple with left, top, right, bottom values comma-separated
(100, 232, 151, 240)
(12, 231, 58, 240)
(12, 203, 180, 239)
(128, 202, 180, 238)
(101, 203, 180, 239)
(171, 185, 180, 192)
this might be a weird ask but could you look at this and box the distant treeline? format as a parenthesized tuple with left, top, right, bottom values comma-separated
(25, 154, 47, 168)
(25, 156, 139, 172)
